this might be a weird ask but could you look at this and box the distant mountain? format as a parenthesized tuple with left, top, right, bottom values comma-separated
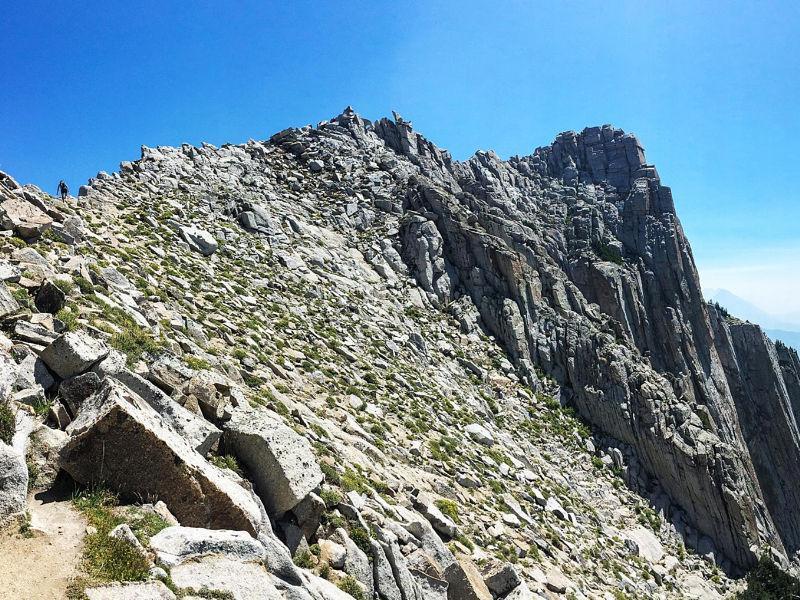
(705, 288, 800, 332)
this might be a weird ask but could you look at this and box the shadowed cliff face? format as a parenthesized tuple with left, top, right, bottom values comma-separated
(355, 115, 800, 568)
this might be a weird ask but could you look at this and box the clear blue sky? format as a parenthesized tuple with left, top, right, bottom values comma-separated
(2, 1, 799, 316)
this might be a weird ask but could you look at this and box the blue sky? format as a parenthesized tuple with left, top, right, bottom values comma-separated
(2, 1, 799, 316)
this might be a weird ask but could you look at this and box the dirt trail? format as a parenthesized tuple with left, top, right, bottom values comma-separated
(0, 487, 86, 600)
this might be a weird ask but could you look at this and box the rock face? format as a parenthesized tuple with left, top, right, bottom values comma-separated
(224, 408, 323, 515)
(0, 441, 27, 521)
(40, 332, 109, 379)
(60, 380, 264, 534)
(0, 197, 52, 238)
(3, 109, 800, 597)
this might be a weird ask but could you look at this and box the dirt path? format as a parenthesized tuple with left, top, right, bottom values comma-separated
(0, 487, 86, 600)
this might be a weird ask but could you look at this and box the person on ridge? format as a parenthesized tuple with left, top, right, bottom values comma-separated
(57, 180, 69, 201)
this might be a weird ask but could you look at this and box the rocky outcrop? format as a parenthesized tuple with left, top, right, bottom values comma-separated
(60, 380, 264, 534)
(3, 108, 798, 597)
(224, 408, 323, 515)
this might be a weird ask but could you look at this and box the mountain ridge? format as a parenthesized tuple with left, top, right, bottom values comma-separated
(1, 108, 799, 598)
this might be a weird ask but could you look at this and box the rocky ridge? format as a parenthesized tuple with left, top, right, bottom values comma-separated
(0, 107, 795, 598)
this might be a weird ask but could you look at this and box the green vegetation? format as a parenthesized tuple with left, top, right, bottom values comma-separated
(71, 488, 151, 584)
(53, 278, 76, 296)
(56, 307, 80, 331)
(320, 488, 342, 508)
(110, 323, 163, 366)
(74, 275, 95, 294)
(209, 454, 243, 476)
(0, 401, 15, 444)
(341, 467, 370, 494)
(434, 498, 460, 523)
(293, 549, 314, 568)
(337, 575, 366, 600)
(593, 241, 623, 265)
(185, 356, 211, 370)
(737, 556, 800, 599)
(348, 526, 372, 556)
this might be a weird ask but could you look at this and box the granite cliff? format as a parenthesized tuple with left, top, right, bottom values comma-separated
(0, 108, 798, 598)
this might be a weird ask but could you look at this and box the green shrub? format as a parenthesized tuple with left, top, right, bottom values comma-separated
(110, 325, 163, 366)
(56, 307, 79, 331)
(738, 556, 800, 598)
(320, 488, 342, 508)
(72, 487, 149, 583)
(209, 454, 243, 476)
(0, 402, 15, 445)
(293, 549, 314, 568)
(337, 575, 365, 600)
(348, 527, 372, 556)
(185, 356, 210, 371)
(341, 467, 370, 494)
(435, 498, 460, 523)
(74, 276, 95, 294)
(593, 241, 623, 265)
(54, 278, 76, 296)
(320, 462, 340, 485)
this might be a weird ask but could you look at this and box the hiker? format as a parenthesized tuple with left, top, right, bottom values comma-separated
(57, 180, 68, 201)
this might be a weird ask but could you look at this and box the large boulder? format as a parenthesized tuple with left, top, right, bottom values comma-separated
(168, 555, 281, 599)
(0, 440, 27, 521)
(224, 408, 323, 515)
(179, 225, 218, 256)
(112, 370, 221, 455)
(60, 380, 263, 534)
(0, 197, 53, 238)
(150, 526, 267, 567)
(443, 554, 492, 600)
(0, 411, 34, 521)
(40, 331, 109, 379)
(331, 527, 374, 598)
(85, 581, 176, 600)
(412, 492, 458, 539)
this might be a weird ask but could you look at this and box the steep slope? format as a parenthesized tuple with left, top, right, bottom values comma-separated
(1, 108, 798, 598)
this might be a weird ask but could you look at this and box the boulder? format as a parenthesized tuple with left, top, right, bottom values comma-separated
(0, 197, 52, 238)
(482, 562, 521, 596)
(60, 371, 102, 416)
(112, 370, 221, 455)
(0, 440, 27, 521)
(318, 539, 346, 570)
(40, 331, 109, 378)
(26, 423, 68, 489)
(35, 280, 67, 314)
(292, 491, 325, 540)
(464, 423, 494, 446)
(224, 408, 323, 514)
(85, 581, 176, 600)
(371, 538, 403, 600)
(0, 282, 19, 318)
(179, 225, 218, 256)
(60, 380, 263, 534)
(148, 354, 194, 394)
(411, 492, 458, 539)
(332, 527, 375, 598)
(443, 554, 492, 600)
(623, 526, 664, 563)
(169, 555, 281, 599)
(504, 581, 535, 599)
(149, 526, 267, 567)
(14, 353, 56, 393)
